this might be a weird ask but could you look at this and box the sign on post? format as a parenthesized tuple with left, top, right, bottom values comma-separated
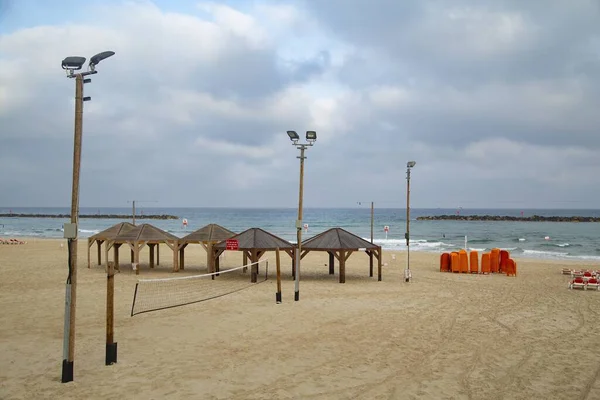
(226, 239, 239, 250)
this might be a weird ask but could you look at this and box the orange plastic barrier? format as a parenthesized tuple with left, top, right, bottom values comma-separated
(506, 258, 517, 277)
(451, 252, 460, 273)
(469, 251, 479, 274)
(481, 253, 491, 274)
(458, 249, 469, 273)
(499, 250, 509, 273)
(440, 253, 451, 272)
(490, 248, 500, 273)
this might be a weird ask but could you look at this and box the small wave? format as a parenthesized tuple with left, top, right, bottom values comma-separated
(523, 249, 569, 258)
(518, 238, 526, 242)
(468, 239, 494, 244)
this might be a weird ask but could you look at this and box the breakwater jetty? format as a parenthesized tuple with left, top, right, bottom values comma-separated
(416, 215, 600, 222)
(0, 214, 179, 220)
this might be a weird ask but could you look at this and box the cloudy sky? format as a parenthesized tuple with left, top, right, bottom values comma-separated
(1, 0, 599, 209)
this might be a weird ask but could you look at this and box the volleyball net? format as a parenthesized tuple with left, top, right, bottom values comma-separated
(131, 259, 269, 316)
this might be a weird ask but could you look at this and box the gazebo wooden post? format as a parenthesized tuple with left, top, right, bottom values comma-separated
(179, 244, 185, 271)
(87, 239, 92, 269)
(172, 240, 179, 272)
(130, 249, 134, 263)
(156, 244, 160, 266)
(328, 251, 334, 275)
(206, 242, 214, 273)
(97, 240, 103, 266)
(369, 251, 374, 277)
(113, 244, 120, 272)
(377, 247, 382, 281)
(133, 241, 140, 275)
(104, 241, 110, 269)
(215, 249, 221, 274)
(149, 244, 155, 268)
(243, 252, 248, 273)
(251, 250, 258, 283)
(339, 250, 346, 283)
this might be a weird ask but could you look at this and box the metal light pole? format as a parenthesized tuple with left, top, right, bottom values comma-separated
(288, 130, 316, 301)
(60, 51, 114, 383)
(405, 161, 416, 282)
(357, 201, 374, 243)
(127, 200, 157, 225)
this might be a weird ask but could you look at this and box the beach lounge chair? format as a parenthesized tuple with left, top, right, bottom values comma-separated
(458, 250, 469, 273)
(561, 268, 572, 275)
(571, 270, 584, 278)
(440, 253, 451, 272)
(506, 259, 517, 277)
(583, 271, 594, 281)
(469, 251, 479, 274)
(480, 253, 491, 274)
(569, 277, 586, 290)
(586, 278, 600, 291)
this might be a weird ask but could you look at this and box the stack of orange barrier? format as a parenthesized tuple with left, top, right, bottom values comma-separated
(440, 253, 451, 272)
(458, 249, 469, 273)
(469, 251, 479, 273)
(481, 253, 491, 274)
(499, 250, 509, 273)
(490, 248, 500, 273)
(506, 259, 517, 276)
(451, 252, 460, 273)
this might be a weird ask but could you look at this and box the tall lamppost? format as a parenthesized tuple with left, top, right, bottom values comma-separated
(288, 130, 316, 301)
(60, 50, 114, 383)
(405, 161, 416, 283)
(357, 201, 374, 244)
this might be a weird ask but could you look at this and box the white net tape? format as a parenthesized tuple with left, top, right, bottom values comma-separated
(131, 259, 268, 316)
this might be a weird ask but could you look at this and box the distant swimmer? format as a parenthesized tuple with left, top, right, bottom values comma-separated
(442, 234, 445, 238)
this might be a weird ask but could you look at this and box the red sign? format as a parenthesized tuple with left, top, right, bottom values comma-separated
(226, 239, 239, 250)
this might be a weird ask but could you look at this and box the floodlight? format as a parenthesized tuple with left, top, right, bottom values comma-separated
(407, 161, 416, 168)
(89, 51, 115, 69)
(62, 56, 87, 70)
(306, 131, 317, 141)
(287, 130, 300, 141)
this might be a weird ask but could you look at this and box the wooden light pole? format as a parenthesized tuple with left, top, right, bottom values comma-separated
(60, 51, 114, 383)
(288, 130, 316, 302)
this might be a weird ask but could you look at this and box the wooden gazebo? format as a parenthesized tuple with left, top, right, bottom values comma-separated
(111, 223, 180, 274)
(178, 224, 236, 272)
(301, 228, 383, 283)
(87, 222, 136, 268)
(213, 228, 295, 282)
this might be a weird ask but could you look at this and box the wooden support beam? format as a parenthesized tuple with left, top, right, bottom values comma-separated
(206, 242, 214, 273)
(149, 244, 155, 268)
(157, 244, 160, 265)
(243, 252, 248, 273)
(328, 251, 334, 275)
(105, 261, 117, 365)
(104, 241, 109, 269)
(369, 251, 374, 277)
(97, 240, 103, 266)
(87, 239, 92, 269)
(300, 249, 310, 260)
(113, 244, 120, 272)
(179, 246, 185, 271)
(377, 247, 382, 281)
(339, 250, 346, 283)
(251, 250, 258, 283)
(133, 241, 140, 275)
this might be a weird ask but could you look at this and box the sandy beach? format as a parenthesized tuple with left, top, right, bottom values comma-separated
(2, 239, 600, 400)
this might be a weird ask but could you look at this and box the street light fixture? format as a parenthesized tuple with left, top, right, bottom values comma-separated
(288, 130, 317, 301)
(405, 161, 416, 282)
(60, 50, 114, 383)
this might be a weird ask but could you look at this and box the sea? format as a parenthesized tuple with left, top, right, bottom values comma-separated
(1, 207, 599, 262)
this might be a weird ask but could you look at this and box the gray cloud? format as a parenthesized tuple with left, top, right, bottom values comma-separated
(1, 1, 600, 208)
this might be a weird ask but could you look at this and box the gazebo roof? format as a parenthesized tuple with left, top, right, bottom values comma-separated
(214, 227, 294, 250)
(89, 222, 136, 241)
(180, 224, 236, 243)
(301, 228, 380, 250)
(113, 223, 178, 243)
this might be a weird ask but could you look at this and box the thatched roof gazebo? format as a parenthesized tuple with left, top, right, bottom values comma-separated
(87, 222, 136, 268)
(111, 223, 180, 274)
(301, 228, 383, 283)
(213, 228, 295, 282)
(179, 224, 236, 272)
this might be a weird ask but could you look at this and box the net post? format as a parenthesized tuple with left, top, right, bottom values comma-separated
(106, 261, 117, 365)
(131, 283, 139, 317)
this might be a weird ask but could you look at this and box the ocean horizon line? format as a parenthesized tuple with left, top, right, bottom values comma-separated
(3, 206, 600, 211)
